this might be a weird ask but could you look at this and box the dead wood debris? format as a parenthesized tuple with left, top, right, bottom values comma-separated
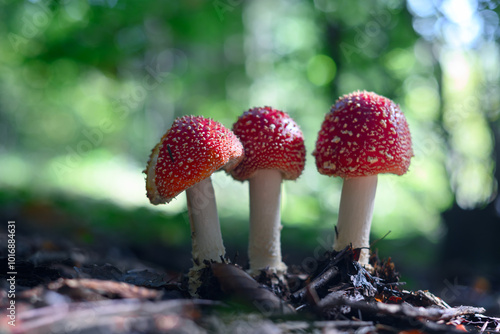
(14, 298, 222, 334)
(211, 262, 295, 316)
(2, 246, 498, 333)
(48, 278, 162, 300)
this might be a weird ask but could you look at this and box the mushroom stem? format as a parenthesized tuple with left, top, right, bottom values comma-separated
(186, 177, 226, 269)
(334, 175, 378, 265)
(248, 169, 287, 274)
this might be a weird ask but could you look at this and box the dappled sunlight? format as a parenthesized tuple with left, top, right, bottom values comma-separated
(441, 49, 497, 208)
(48, 151, 189, 212)
(0, 0, 498, 247)
(1, 2, 500, 328)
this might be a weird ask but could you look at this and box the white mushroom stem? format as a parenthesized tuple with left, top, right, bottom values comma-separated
(248, 169, 287, 274)
(186, 177, 226, 270)
(334, 175, 378, 266)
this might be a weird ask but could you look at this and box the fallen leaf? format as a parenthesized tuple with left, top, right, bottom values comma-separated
(211, 263, 295, 315)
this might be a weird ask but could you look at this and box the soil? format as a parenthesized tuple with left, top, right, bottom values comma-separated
(1, 231, 499, 334)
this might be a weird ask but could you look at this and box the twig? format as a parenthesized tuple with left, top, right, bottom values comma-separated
(481, 321, 489, 333)
(49, 278, 162, 299)
(291, 248, 350, 301)
(314, 320, 376, 331)
(16, 298, 223, 334)
(370, 230, 391, 247)
(292, 266, 339, 301)
(318, 293, 485, 321)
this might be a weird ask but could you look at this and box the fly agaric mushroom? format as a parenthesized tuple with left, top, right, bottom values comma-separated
(231, 107, 306, 274)
(145, 115, 243, 294)
(313, 91, 413, 266)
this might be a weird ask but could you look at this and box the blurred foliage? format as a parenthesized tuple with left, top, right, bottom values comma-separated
(0, 0, 499, 265)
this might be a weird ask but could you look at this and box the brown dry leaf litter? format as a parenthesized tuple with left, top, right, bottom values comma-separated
(2, 242, 499, 334)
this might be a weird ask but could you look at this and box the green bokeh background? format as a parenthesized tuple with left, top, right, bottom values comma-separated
(1, 0, 499, 312)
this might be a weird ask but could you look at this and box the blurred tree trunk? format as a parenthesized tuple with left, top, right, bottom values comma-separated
(440, 124, 500, 279)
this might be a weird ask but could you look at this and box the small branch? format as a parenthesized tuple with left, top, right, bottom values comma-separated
(318, 293, 485, 321)
(17, 298, 223, 334)
(292, 266, 339, 302)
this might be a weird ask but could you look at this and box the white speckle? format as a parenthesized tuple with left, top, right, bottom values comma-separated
(323, 161, 336, 170)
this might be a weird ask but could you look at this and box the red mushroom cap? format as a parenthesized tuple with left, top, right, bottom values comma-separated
(230, 106, 306, 181)
(313, 91, 413, 178)
(145, 115, 244, 204)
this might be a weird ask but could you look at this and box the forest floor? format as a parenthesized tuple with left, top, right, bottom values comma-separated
(1, 191, 499, 333)
(1, 229, 499, 334)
